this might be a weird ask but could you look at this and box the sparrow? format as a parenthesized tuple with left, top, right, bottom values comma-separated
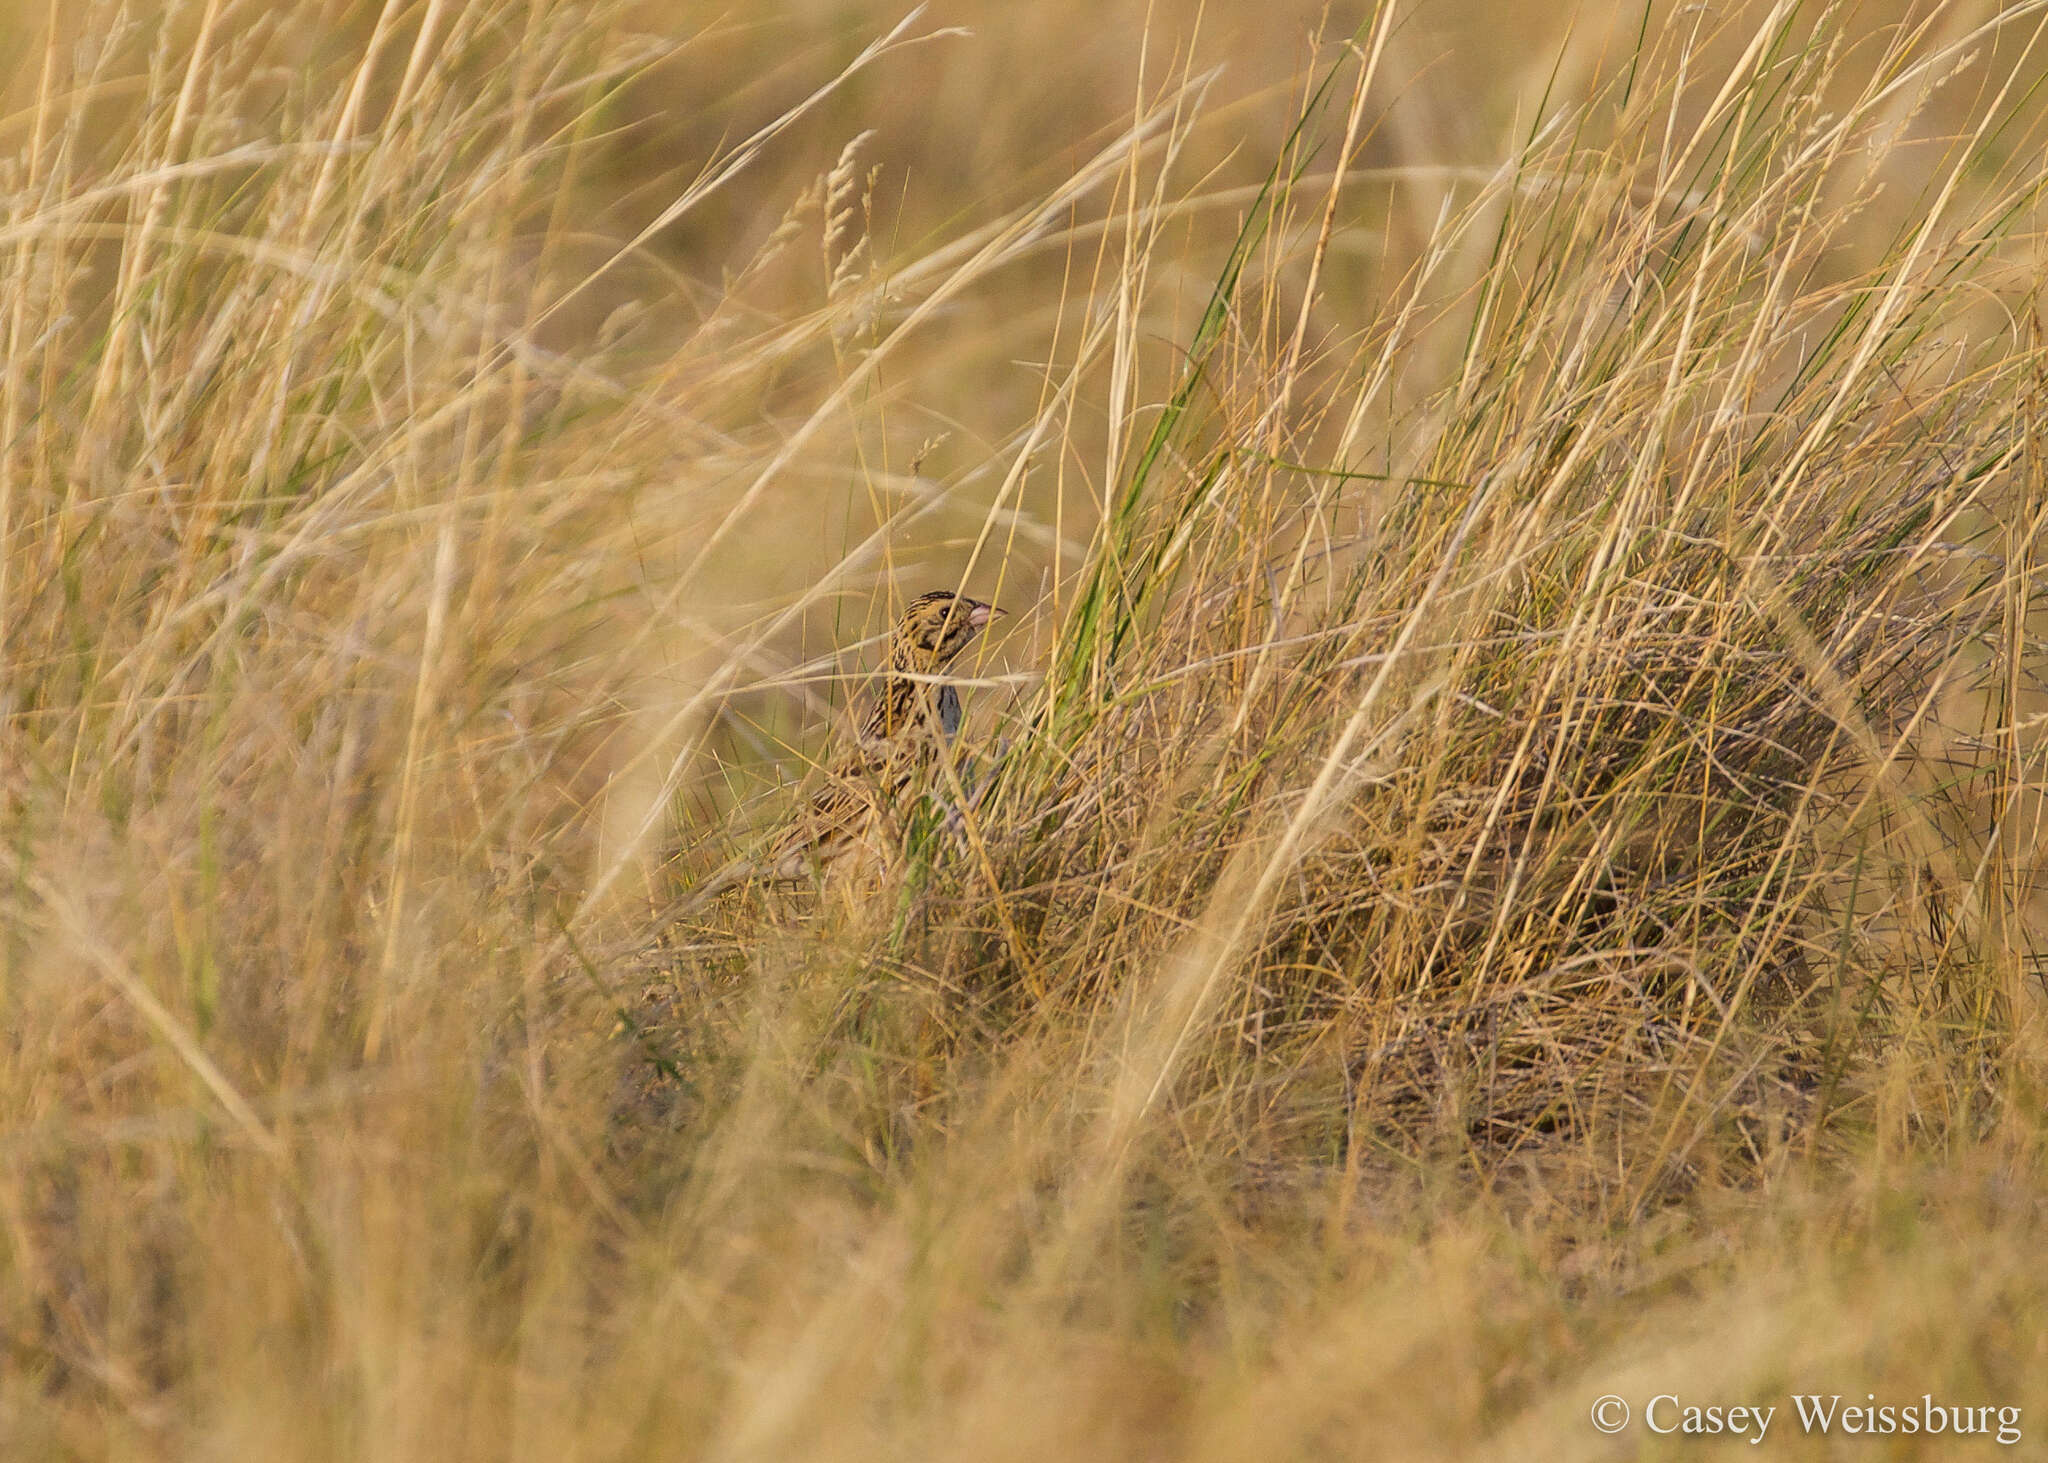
(675, 589, 1003, 912)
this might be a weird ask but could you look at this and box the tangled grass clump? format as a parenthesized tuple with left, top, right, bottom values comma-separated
(651, 24, 2048, 1208)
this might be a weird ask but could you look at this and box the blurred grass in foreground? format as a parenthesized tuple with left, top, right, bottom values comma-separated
(3, 0, 2047, 1457)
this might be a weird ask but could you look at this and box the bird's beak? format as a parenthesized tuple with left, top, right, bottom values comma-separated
(968, 603, 1004, 631)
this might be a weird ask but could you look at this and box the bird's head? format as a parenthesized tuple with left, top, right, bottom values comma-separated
(889, 590, 1002, 675)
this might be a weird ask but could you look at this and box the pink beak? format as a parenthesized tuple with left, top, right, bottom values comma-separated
(968, 603, 1004, 631)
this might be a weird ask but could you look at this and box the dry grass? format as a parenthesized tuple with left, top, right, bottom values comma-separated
(4, 0, 2048, 1457)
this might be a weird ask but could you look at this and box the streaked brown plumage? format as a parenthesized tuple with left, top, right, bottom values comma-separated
(681, 590, 1002, 911)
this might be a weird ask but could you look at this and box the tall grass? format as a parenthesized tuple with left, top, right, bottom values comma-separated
(4, 0, 2046, 1456)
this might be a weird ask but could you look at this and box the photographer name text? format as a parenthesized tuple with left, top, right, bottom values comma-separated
(1586, 1393, 2022, 1445)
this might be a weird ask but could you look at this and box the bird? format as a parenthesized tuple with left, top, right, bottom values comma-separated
(670, 589, 1004, 915)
